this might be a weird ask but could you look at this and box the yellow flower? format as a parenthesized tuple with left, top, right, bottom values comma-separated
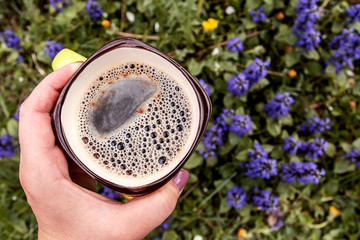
(237, 228, 247, 238)
(288, 69, 297, 77)
(123, 194, 134, 200)
(202, 18, 218, 31)
(329, 205, 341, 217)
(101, 20, 111, 28)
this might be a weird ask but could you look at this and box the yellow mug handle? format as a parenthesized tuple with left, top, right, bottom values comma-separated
(52, 48, 87, 71)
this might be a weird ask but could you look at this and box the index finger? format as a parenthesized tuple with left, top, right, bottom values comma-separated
(19, 62, 82, 168)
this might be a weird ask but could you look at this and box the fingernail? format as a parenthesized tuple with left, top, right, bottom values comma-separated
(172, 169, 189, 192)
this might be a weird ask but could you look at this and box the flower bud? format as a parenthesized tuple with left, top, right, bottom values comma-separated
(288, 69, 297, 77)
(101, 19, 111, 28)
(277, 12, 284, 20)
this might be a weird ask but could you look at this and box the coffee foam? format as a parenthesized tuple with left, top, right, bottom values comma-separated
(61, 48, 200, 188)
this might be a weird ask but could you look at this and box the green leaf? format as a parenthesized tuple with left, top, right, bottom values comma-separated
(326, 143, 336, 157)
(219, 197, 231, 213)
(184, 153, 204, 170)
(252, 78, 270, 91)
(235, 150, 249, 161)
(163, 230, 179, 240)
(0, 94, 10, 118)
(187, 58, 205, 76)
(267, 119, 281, 137)
(274, 24, 297, 45)
(245, 0, 261, 11)
(285, 51, 300, 67)
(331, 20, 344, 33)
(352, 137, 360, 149)
(223, 93, 236, 109)
(229, 132, 240, 146)
(279, 114, 293, 126)
(334, 159, 355, 174)
(304, 61, 322, 76)
(340, 142, 353, 152)
(303, 50, 320, 60)
(6, 119, 18, 137)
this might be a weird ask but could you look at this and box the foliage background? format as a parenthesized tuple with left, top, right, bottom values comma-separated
(1, 0, 360, 239)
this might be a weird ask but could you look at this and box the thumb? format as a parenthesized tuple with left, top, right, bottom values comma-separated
(123, 169, 189, 236)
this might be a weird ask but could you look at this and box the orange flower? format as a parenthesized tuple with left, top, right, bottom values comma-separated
(101, 20, 111, 28)
(349, 101, 357, 109)
(288, 69, 297, 77)
(329, 205, 341, 217)
(237, 228, 247, 238)
(202, 18, 218, 31)
(285, 45, 293, 53)
(277, 12, 284, 21)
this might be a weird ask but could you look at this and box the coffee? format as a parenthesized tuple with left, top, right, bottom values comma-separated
(76, 62, 194, 186)
(53, 38, 211, 195)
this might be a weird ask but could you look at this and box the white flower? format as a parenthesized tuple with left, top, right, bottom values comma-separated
(225, 6, 235, 15)
(193, 235, 203, 240)
(18, 77, 24, 82)
(212, 47, 219, 56)
(154, 22, 160, 32)
(126, 11, 135, 22)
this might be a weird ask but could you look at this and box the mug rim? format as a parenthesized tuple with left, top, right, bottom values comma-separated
(53, 38, 211, 196)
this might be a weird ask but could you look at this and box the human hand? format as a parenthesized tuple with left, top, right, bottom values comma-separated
(19, 62, 189, 240)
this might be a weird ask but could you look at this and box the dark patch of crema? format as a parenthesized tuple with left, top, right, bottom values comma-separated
(78, 62, 192, 179)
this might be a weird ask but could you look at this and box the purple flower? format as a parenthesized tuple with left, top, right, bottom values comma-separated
(198, 79, 211, 96)
(282, 161, 325, 184)
(283, 136, 302, 155)
(298, 117, 331, 135)
(292, 0, 320, 51)
(346, 4, 360, 23)
(44, 40, 64, 60)
(199, 109, 237, 159)
(86, 0, 103, 22)
(226, 37, 243, 54)
(248, 143, 268, 159)
(344, 148, 360, 168)
(199, 109, 235, 158)
(244, 58, 270, 86)
(49, 0, 72, 12)
(101, 186, 120, 199)
(203, 124, 226, 150)
(227, 186, 247, 209)
(227, 73, 249, 96)
(306, 138, 328, 159)
(161, 222, 171, 230)
(242, 157, 277, 179)
(296, 29, 321, 51)
(198, 149, 217, 159)
(328, 28, 360, 73)
(1, 30, 22, 50)
(13, 105, 20, 121)
(0, 134, 15, 158)
(17, 54, 24, 63)
(218, 109, 236, 123)
(250, 7, 267, 23)
(229, 115, 252, 136)
(252, 187, 279, 212)
(264, 92, 294, 119)
(268, 211, 284, 231)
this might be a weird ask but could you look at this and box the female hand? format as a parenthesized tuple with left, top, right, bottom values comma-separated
(19, 62, 189, 240)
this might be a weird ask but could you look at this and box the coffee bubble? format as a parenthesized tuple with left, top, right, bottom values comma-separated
(77, 62, 193, 181)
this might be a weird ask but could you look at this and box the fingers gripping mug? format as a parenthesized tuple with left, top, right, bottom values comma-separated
(52, 38, 211, 197)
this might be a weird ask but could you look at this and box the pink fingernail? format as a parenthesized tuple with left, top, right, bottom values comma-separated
(172, 169, 189, 192)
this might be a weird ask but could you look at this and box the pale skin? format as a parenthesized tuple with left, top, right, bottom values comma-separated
(19, 62, 189, 240)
